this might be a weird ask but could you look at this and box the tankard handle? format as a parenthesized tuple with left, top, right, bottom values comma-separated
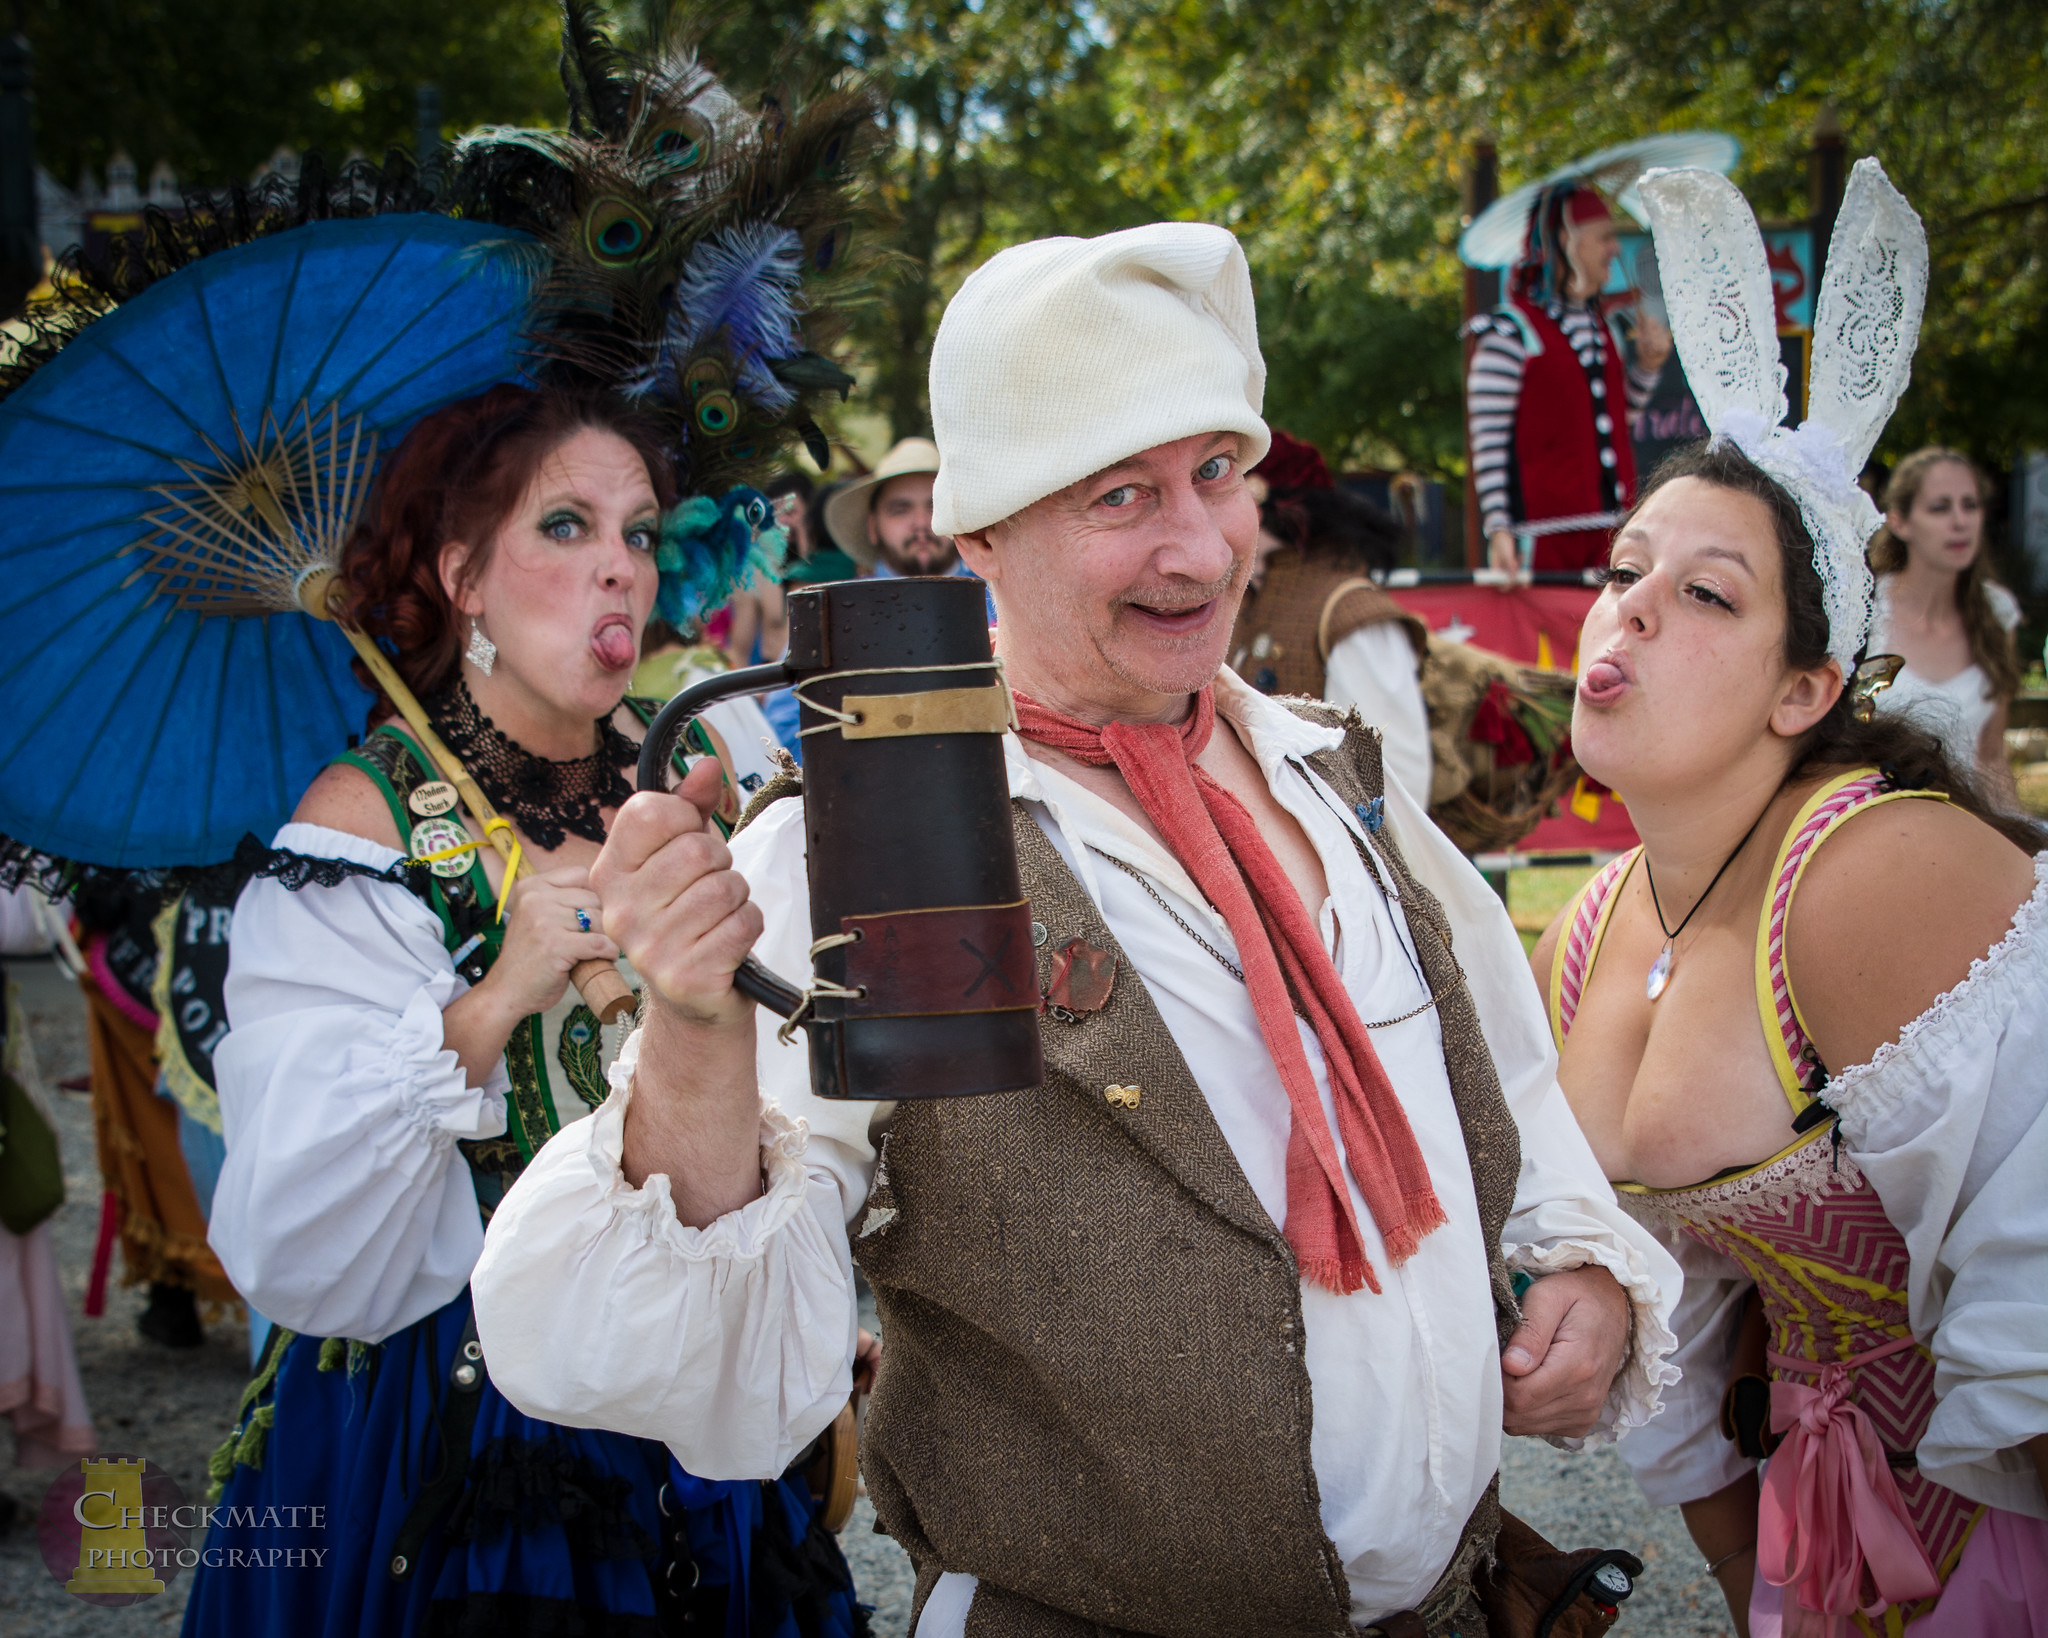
(635, 664, 807, 1020)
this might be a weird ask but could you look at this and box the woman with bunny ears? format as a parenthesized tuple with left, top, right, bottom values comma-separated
(1531, 162, 2048, 1636)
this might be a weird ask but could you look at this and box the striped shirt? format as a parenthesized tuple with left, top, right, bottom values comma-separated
(1465, 302, 1659, 539)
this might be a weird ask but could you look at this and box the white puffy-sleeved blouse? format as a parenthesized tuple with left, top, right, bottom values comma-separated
(209, 818, 628, 1345)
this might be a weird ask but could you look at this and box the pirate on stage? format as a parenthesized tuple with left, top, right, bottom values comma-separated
(475, 225, 1682, 1636)
(1467, 184, 1671, 577)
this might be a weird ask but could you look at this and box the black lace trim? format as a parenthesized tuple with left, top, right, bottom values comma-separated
(240, 840, 428, 897)
(0, 837, 132, 900)
(0, 831, 431, 905)
(0, 154, 435, 409)
(443, 1437, 655, 1561)
(750, 1478, 869, 1638)
(425, 680, 635, 851)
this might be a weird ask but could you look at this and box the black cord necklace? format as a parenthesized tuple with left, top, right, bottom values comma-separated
(1641, 808, 1769, 1001)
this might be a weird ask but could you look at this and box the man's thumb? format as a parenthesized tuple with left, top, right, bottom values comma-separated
(1502, 1282, 1564, 1377)
(675, 754, 727, 824)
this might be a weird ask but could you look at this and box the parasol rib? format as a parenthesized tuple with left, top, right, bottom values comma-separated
(0, 571, 160, 697)
(2, 401, 200, 466)
(74, 331, 223, 442)
(28, 598, 178, 826)
(103, 614, 209, 859)
(189, 260, 244, 431)
(259, 242, 312, 412)
(259, 615, 288, 820)
(294, 238, 412, 396)
(196, 623, 238, 844)
(324, 269, 498, 404)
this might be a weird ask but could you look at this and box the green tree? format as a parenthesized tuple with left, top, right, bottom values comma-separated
(23, 0, 561, 188)
(719, 0, 2048, 485)
(34, 0, 2043, 494)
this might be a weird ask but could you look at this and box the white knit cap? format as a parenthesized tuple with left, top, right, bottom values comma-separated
(928, 223, 1271, 536)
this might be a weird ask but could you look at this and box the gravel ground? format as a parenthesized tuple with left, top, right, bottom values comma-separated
(2, 956, 1728, 1638)
(2, 958, 249, 1636)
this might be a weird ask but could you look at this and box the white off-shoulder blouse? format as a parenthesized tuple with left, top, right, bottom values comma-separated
(1615, 857, 2048, 1522)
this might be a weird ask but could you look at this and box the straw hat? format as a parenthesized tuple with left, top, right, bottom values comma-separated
(823, 437, 943, 568)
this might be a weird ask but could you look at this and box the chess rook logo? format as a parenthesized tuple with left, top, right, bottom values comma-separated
(37, 1455, 190, 1607)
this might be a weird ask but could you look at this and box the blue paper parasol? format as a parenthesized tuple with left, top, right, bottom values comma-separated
(0, 214, 537, 869)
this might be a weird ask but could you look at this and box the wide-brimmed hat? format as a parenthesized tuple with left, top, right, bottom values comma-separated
(823, 437, 942, 567)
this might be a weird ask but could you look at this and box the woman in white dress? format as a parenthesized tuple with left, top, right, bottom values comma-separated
(1867, 448, 2023, 806)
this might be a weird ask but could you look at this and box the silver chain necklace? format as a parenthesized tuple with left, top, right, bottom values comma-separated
(1086, 845, 1446, 1031)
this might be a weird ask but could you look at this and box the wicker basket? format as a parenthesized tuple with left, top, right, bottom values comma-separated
(1421, 639, 1582, 854)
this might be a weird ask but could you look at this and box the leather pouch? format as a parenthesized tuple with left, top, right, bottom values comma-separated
(1471, 1510, 1642, 1638)
(1720, 1372, 1783, 1460)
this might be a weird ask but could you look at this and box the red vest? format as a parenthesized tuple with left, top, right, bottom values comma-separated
(1508, 297, 1636, 572)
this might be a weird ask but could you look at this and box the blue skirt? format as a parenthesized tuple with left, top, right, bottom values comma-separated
(181, 1288, 868, 1638)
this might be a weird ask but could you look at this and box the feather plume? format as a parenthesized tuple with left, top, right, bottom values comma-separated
(633, 224, 804, 413)
(447, 4, 877, 512)
(560, 0, 634, 139)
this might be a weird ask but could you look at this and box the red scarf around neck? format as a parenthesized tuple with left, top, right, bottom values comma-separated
(1014, 685, 1446, 1294)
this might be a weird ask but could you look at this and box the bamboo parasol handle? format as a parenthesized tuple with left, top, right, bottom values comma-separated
(300, 569, 637, 1024)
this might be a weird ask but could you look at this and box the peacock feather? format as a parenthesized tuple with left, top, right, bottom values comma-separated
(448, 0, 876, 508)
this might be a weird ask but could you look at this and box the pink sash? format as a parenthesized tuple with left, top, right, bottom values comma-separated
(1760, 1332, 1942, 1629)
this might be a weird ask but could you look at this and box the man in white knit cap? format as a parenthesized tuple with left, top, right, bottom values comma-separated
(476, 224, 1679, 1637)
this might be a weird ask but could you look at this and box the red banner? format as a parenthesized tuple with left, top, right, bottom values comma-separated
(1384, 582, 1638, 854)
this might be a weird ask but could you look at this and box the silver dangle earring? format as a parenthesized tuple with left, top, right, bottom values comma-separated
(466, 617, 497, 677)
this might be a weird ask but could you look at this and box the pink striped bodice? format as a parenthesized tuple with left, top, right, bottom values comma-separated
(1551, 772, 1983, 1619)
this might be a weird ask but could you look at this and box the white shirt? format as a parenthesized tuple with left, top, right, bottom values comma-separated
(210, 823, 514, 1343)
(207, 820, 639, 1345)
(1868, 577, 2021, 774)
(1325, 623, 1434, 806)
(474, 673, 1681, 1626)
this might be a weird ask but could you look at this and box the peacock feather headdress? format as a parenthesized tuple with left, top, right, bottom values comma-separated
(447, 4, 876, 512)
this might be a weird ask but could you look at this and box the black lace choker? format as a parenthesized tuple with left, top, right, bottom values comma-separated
(426, 680, 636, 851)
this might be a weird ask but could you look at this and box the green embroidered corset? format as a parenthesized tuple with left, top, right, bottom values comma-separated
(335, 725, 634, 1220)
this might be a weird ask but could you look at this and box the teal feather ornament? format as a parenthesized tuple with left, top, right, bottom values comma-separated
(654, 486, 786, 630)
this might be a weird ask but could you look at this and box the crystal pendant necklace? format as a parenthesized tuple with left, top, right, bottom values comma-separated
(1641, 807, 1769, 1001)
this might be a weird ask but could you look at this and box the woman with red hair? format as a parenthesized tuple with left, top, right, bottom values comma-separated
(184, 385, 864, 1638)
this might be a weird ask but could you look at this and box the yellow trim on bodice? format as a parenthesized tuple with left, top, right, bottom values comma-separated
(1546, 846, 1640, 1051)
(1751, 770, 1943, 1114)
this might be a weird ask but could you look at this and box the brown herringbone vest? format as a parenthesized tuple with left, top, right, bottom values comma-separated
(743, 705, 1518, 1637)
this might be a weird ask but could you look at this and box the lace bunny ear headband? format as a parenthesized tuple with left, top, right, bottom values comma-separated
(1637, 158, 1929, 677)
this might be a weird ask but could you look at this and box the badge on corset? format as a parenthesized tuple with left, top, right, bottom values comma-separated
(408, 816, 475, 878)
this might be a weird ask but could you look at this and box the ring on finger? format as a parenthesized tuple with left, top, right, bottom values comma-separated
(575, 908, 593, 933)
